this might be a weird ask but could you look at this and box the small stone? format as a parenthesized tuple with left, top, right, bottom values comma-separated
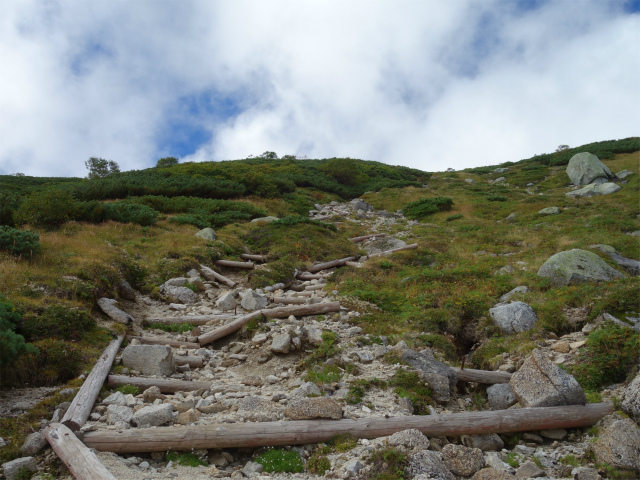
(270, 333, 292, 354)
(107, 405, 133, 425)
(515, 460, 545, 478)
(131, 403, 173, 428)
(462, 434, 504, 452)
(20, 432, 47, 456)
(252, 333, 268, 344)
(284, 397, 343, 420)
(103, 391, 127, 406)
(569, 340, 586, 350)
(539, 428, 567, 439)
(176, 409, 200, 424)
(242, 461, 264, 476)
(441, 444, 485, 477)
(342, 458, 362, 476)
(486, 384, 517, 411)
(552, 341, 571, 354)
(2, 457, 38, 480)
(142, 386, 162, 403)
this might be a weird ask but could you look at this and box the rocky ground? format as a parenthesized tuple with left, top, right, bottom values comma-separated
(2, 199, 639, 480)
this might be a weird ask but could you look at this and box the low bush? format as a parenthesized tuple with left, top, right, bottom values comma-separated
(102, 202, 158, 226)
(30, 339, 83, 384)
(487, 195, 507, 202)
(368, 447, 409, 480)
(402, 197, 453, 220)
(0, 226, 40, 257)
(0, 295, 37, 369)
(19, 305, 96, 341)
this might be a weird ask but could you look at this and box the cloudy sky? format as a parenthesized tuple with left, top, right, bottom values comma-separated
(1, 0, 639, 177)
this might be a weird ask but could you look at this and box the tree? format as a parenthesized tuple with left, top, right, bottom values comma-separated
(0, 294, 37, 368)
(555, 145, 570, 152)
(85, 157, 120, 179)
(156, 157, 179, 168)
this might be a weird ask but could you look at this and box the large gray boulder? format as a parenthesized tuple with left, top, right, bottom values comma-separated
(240, 290, 268, 311)
(566, 182, 621, 198)
(122, 345, 175, 376)
(537, 249, 625, 286)
(591, 415, 640, 472)
(107, 404, 133, 425)
(566, 152, 613, 185)
(408, 450, 455, 480)
(486, 383, 517, 410)
(401, 350, 457, 402)
(131, 403, 173, 428)
(164, 285, 198, 305)
(621, 373, 640, 418)
(216, 291, 237, 311)
(441, 444, 485, 477)
(509, 349, 586, 407)
(489, 302, 538, 334)
(20, 432, 47, 456)
(195, 227, 216, 240)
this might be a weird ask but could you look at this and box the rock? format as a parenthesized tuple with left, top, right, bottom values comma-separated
(537, 249, 625, 286)
(515, 460, 545, 478)
(346, 326, 363, 336)
(353, 351, 374, 363)
(20, 432, 47, 455)
(188, 277, 206, 292)
(472, 468, 515, 480)
(489, 302, 538, 334)
(484, 453, 514, 473)
(163, 277, 188, 288)
(103, 391, 127, 406)
(241, 376, 263, 387)
(494, 168, 509, 173)
(250, 216, 278, 223)
(616, 169, 634, 179)
(505, 213, 516, 222)
(288, 381, 322, 400)
(494, 265, 514, 276)
(364, 237, 407, 255)
(142, 386, 162, 403)
(572, 467, 602, 480)
(499, 286, 529, 303)
(243, 461, 264, 476)
(509, 349, 586, 407)
(465, 178, 475, 184)
(495, 177, 506, 183)
(402, 350, 457, 402)
(107, 405, 133, 424)
(240, 290, 268, 311)
(216, 291, 237, 311)
(538, 206, 560, 215)
(0, 437, 6, 447)
(463, 434, 504, 452)
(209, 451, 230, 467)
(407, 450, 455, 480)
(164, 286, 198, 304)
(621, 372, 640, 418)
(251, 333, 268, 344)
(176, 409, 200, 424)
(566, 182, 622, 198)
(608, 251, 640, 276)
(118, 280, 136, 301)
(270, 333, 292, 354)
(301, 326, 323, 346)
(341, 458, 362, 476)
(122, 345, 175, 376)
(539, 428, 566, 439)
(132, 403, 173, 428)
(386, 429, 430, 450)
(195, 227, 216, 240)
(591, 416, 640, 471)
(284, 397, 342, 420)
(566, 152, 613, 185)
(2, 457, 37, 480)
(486, 384, 517, 410)
(552, 341, 571, 353)
(441, 444, 485, 477)
(97, 298, 134, 324)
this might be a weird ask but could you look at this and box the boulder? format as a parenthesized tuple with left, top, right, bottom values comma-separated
(407, 450, 455, 480)
(284, 397, 343, 420)
(566, 152, 613, 185)
(216, 291, 237, 311)
(131, 403, 173, 428)
(351, 199, 373, 211)
(572, 467, 602, 480)
(187, 277, 206, 292)
(142, 386, 162, 403)
(471, 468, 515, 480)
(515, 460, 545, 478)
(509, 349, 586, 407)
(591, 415, 640, 472)
(608, 252, 640, 276)
(122, 345, 175, 376)
(164, 285, 198, 305)
(270, 333, 292, 354)
(616, 169, 634, 179)
(441, 444, 485, 477)
(538, 206, 560, 215)
(20, 432, 47, 456)
(486, 383, 517, 410)
(462, 434, 504, 452)
(250, 216, 278, 223)
(301, 326, 324, 346)
(364, 236, 407, 255)
(288, 381, 322, 400)
(97, 298, 134, 324)
(489, 302, 538, 334)
(621, 372, 640, 418)
(386, 429, 430, 450)
(537, 249, 624, 286)
(118, 280, 136, 301)
(107, 405, 133, 425)
(401, 350, 457, 402)
(240, 290, 268, 311)
(195, 227, 216, 240)
(2, 457, 37, 480)
(162, 277, 188, 288)
(103, 391, 127, 406)
(566, 182, 621, 198)
(494, 168, 509, 173)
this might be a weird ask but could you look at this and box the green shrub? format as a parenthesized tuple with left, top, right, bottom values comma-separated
(307, 454, 331, 475)
(165, 451, 207, 466)
(487, 195, 507, 202)
(445, 214, 463, 222)
(145, 322, 192, 334)
(256, 449, 304, 473)
(102, 202, 158, 226)
(390, 368, 432, 415)
(403, 197, 454, 220)
(0, 226, 40, 257)
(368, 447, 408, 480)
(115, 384, 140, 395)
(14, 189, 79, 228)
(0, 295, 37, 369)
(20, 305, 95, 341)
(30, 339, 83, 384)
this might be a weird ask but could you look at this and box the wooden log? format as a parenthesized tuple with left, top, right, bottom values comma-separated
(214, 259, 254, 270)
(61, 335, 124, 432)
(262, 302, 341, 319)
(200, 264, 236, 288)
(241, 253, 267, 262)
(296, 272, 330, 281)
(452, 368, 512, 384)
(45, 423, 117, 480)
(308, 257, 356, 273)
(273, 297, 307, 305)
(198, 310, 265, 346)
(175, 355, 203, 368)
(288, 283, 305, 292)
(126, 335, 200, 349)
(349, 233, 387, 243)
(107, 375, 211, 393)
(96, 298, 133, 324)
(345, 261, 362, 268)
(82, 403, 613, 453)
(144, 315, 228, 326)
(304, 284, 326, 291)
(367, 243, 419, 258)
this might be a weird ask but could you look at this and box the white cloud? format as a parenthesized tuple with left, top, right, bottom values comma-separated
(0, 0, 638, 177)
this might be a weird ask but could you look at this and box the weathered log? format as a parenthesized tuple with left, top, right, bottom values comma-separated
(296, 272, 330, 281)
(175, 355, 203, 368)
(107, 375, 211, 393)
(126, 335, 200, 349)
(44, 423, 117, 479)
(367, 243, 419, 257)
(96, 298, 133, 324)
(288, 283, 305, 292)
(273, 297, 307, 305)
(308, 257, 357, 273)
(61, 335, 124, 432)
(262, 302, 341, 319)
(344, 261, 362, 268)
(200, 264, 236, 288)
(295, 291, 314, 297)
(304, 284, 326, 291)
(198, 310, 265, 346)
(82, 403, 612, 453)
(214, 259, 254, 269)
(240, 253, 268, 262)
(349, 233, 387, 243)
(452, 367, 512, 384)
(144, 315, 227, 326)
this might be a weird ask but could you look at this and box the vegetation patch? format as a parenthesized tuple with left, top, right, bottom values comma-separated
(402, 197, 453, 220)
(166, 451, 207, 467)
(367, 447, 409, 480)
(255, 449, 304, 473)
(0, 226, 40, 257)
(389, 368, 433, 415)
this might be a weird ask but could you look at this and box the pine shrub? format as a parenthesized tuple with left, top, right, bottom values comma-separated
(0, 226, 40, 257)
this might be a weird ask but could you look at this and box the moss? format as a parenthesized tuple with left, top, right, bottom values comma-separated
(256, 449, 304, 473)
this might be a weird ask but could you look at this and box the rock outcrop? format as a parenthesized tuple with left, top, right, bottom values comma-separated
(537, 249, 624, 286)
(122, 345, 175, 376)
(566, 152, 613, 185)
(489, 302, 538, 334)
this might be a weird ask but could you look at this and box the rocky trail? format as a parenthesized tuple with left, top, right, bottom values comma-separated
(2, 199, 639, 480)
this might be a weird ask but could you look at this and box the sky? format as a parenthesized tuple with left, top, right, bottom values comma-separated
(1, 0, 639, 177)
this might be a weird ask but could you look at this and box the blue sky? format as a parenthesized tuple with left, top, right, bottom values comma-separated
(1, 0, 638, 177)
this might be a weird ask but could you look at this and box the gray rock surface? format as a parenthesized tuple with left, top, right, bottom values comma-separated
(195, 227, 216, 240)
(103, 391, 127, 406)
(463, 434, 505, 452)
(20, 432, 47, 456)
(284, 397, 342, 420)
(489, 302, 538, 334)
(250, 216, 279, 223)
(538, 206, 560, 215)
(566, 152, 613, 185)
(537, 249, 625, 286)
(118, 280, 136, 301)
(592, 415, 640, 471)
(621, 372, 640, 418)
(386, 429, 430, 450)
(572, 467, 602, 480)
(122, 345, 175, 376)
(401, 349, 457, 402)
(566, 182, 621, 198)
(216, 291, 237, 311)
(107, 404, 133, 424)
(240, 290, 268, 311)
(486, 383, 517, 410)
(288, 381, 322, 400)
(270, 333, 292, 354)
(364, 236, 407, 255)
(142, 386, 162, 403)
(515, 460, 545, 478)
(2, 457, 37, 480)
(164, 285, 198, 305)
(608, 251, 640, 276)
(243, 461, 264, 476)
(131, 403, 173, 428)
(97, 298, 134, 324)
(441, 444, 485, 477)
(509, 349, 586, 407)
(471, 468, 515, 480)
(499, 286, 529, 303)
(408, 450, 455, 480)
(616, 169, 634, 179)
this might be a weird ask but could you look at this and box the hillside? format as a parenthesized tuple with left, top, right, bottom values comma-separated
(0, 139, 639, 479)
